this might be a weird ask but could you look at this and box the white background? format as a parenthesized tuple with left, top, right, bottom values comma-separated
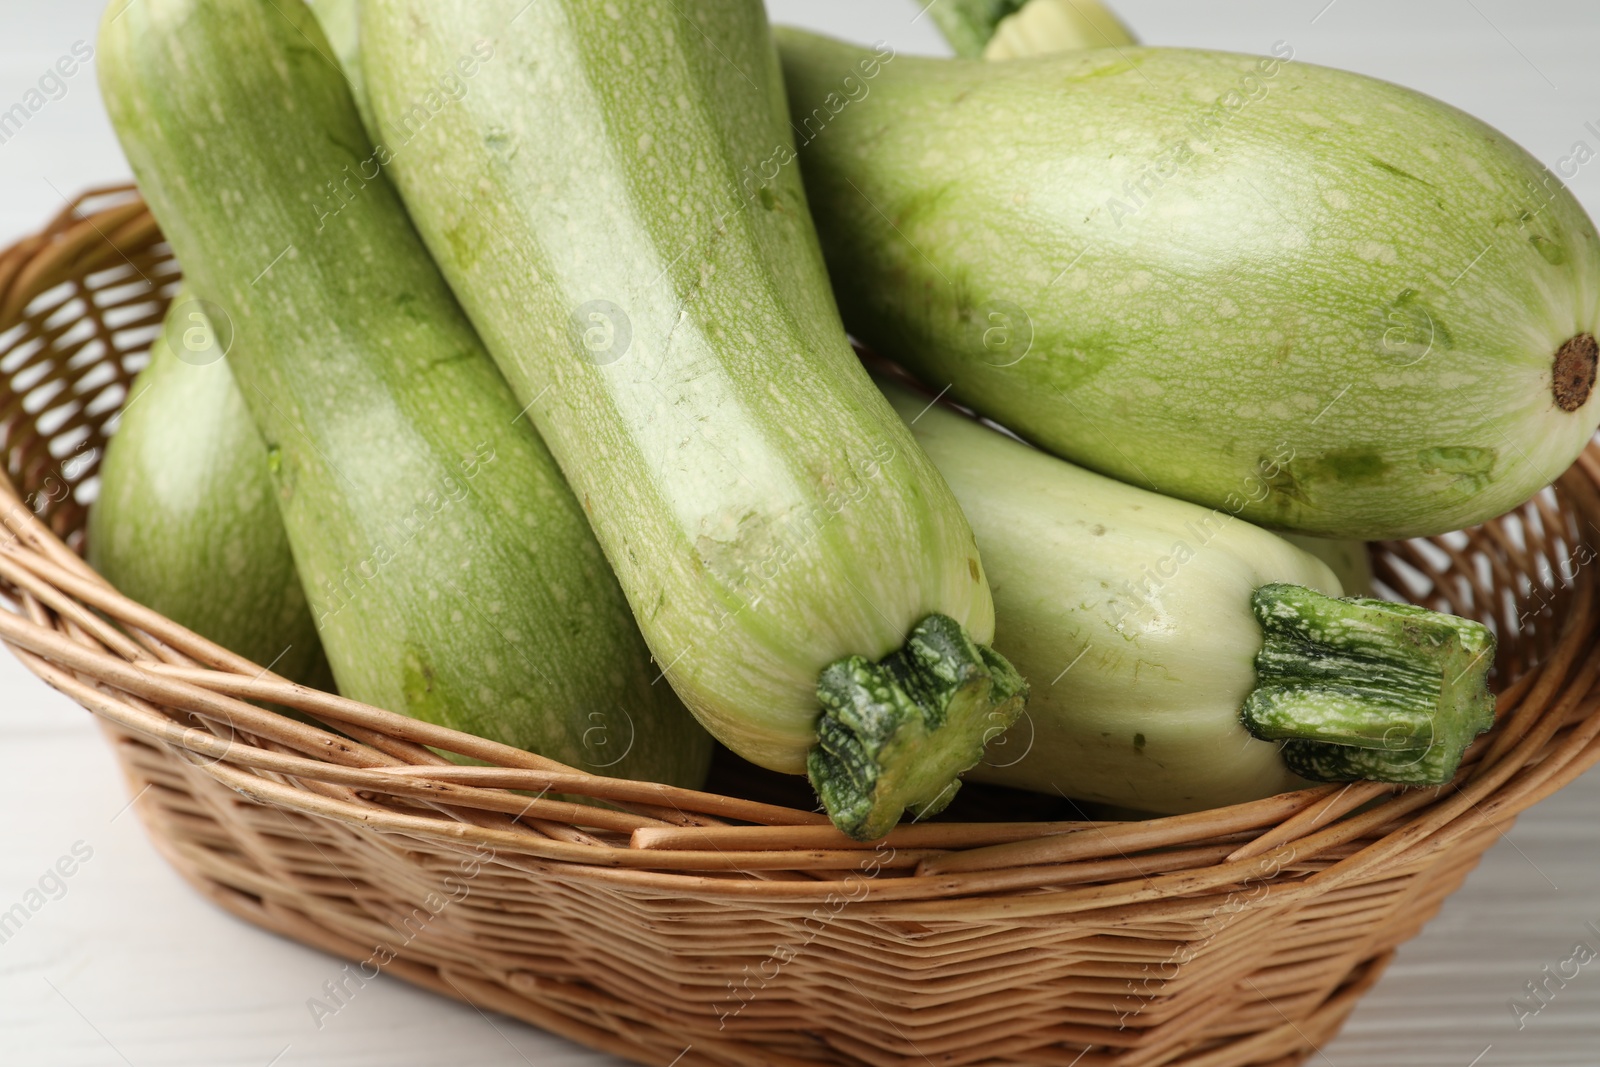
(1, 1, 1598, 1064)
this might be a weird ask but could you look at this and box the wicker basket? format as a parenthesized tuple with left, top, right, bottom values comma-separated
(5, 185, 1600, 1067)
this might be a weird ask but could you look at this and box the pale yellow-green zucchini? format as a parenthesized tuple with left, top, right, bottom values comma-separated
(880, 380, 1495, 813)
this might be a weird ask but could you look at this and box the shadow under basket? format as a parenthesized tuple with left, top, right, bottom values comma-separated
(5, 185, 1600, 1067)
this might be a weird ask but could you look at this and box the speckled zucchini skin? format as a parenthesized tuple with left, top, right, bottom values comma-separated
(89, 292, 326, 685)
(98, 0, 711, 787)
(779, 31, 1600, 540)
(308, 0, 376, 140)
(359, 0, 1003, 780)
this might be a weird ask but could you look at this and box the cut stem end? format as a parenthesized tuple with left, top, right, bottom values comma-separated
(808, 614, 1028, 841)
(1553, 333, 1597, 412)
(1242, 583, 1496, 786)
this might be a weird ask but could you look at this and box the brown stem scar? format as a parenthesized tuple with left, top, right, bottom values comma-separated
(1552, 334, 1597, 412)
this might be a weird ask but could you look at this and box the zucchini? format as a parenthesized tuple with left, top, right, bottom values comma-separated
(969, 0, 1385, 610)
(933, 0, 1136, 59)
(361, 0, 1024, 838)
(955, 7, 1399, 615)
(89, 290, 328, 685)
(879, 380, 1496, 813)
(98, 0, 711, 788)
(959, 0, 1387, 603)
(1282, 534, 1373, 597)
(307, 0, 376, 141)
(778, 31, 1600, 540)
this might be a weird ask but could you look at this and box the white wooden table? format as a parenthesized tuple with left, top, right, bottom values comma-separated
(1, 1, 1597, 1063)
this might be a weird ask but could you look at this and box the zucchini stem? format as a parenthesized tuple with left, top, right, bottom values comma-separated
(929, 0, 1032, 57)
(930, 0, 1137, 59)
(1242, 583, 1496, 785)
(809, 615, 1028, 840)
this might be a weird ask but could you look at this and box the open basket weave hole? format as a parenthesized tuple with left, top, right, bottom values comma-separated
(3, 185, 1598, 1067)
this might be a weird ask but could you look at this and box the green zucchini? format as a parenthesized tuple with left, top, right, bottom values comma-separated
(1282, 534, 1373, 597)
(933, 0, 1136, 59)
(778, 31, 1600, 540)
(98, 0, 711, 788)
(307, 0, 376, 141)
(89, 290, 327, 685)
(959, 0, 1388, 604)
(879, 380, 1496, 813)
(361, 0, 1024, 838)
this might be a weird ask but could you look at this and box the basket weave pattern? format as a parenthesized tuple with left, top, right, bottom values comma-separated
(4, 186, 1600, 1067)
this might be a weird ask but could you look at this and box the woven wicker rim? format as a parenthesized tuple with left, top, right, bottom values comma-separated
(4, 184, 1600, 920)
